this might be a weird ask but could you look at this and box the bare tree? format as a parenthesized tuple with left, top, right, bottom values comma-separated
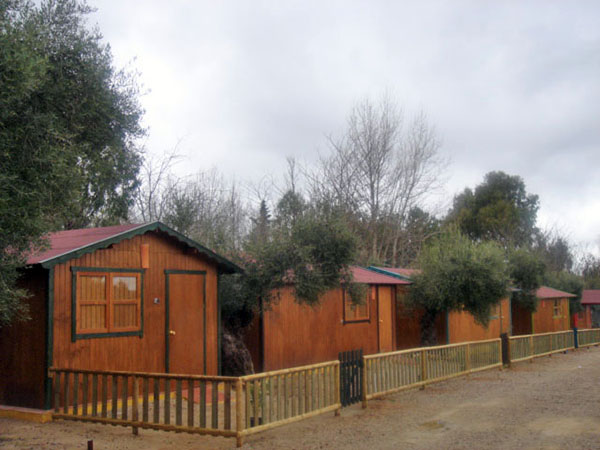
(131, 148, 182, 222)
(309, 96, 447, 265)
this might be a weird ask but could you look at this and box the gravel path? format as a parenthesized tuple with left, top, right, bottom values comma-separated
(2, 346, 599, 449)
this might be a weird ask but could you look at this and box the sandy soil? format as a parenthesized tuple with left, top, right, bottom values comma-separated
(2, 346, 600, 449)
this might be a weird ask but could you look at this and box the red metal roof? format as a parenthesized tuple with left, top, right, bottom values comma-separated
(536, 286, 576, 299)
(27, 223, 144, 264)
(582, 290, 600, 305)
(351, 266, 411, 285)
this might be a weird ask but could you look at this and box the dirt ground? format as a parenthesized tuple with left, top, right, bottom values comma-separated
(2, 346, 600, 449)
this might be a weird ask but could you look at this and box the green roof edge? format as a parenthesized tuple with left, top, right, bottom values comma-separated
(366, 266, 414, 282)
(39, 221, 243, 274)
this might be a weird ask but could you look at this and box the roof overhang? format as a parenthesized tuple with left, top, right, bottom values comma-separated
(35, 222, 242, 274)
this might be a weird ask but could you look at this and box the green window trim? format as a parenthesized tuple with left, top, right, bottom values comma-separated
(71, 266, 145, 342)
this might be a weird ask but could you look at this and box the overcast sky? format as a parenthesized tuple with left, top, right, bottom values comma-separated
(92, 1, 600, 252)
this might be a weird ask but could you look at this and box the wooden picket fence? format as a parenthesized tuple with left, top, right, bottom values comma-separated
(49, 361, 340, 447)
(49, 368, 242, 440)
(508, 330, 574, 363)
(48, 329, 600, 445)
(240, 360, 340, 437)
(577, 328, 600, 348)
(362, 338, 501, 405)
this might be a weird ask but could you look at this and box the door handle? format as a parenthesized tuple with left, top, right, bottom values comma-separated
(169, 330, 176, 336)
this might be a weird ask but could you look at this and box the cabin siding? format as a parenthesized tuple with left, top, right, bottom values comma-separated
(259, 285, 386, 371)
(51, 231, 219, 376)
(447, 298, 510, 343)
(532, 298, 570, 334)
(0, 267, 48, 409)
(577, 306, 593, 329)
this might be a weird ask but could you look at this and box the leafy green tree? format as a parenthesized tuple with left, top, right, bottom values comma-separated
(275, 189, 306, 232)
(447, 171, 539, 247)
(509, 248, 546, 311)
(409, 228, 509, 345)
(220, 211, 361, 332)
(0, 0, 144, 326)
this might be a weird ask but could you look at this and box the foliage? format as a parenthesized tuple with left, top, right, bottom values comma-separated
(447, 171, 539, 247)
(533, 230, 574, 273)
(274, 189, 306, 231)
(509, 248, 546, 312)
(409, 228, 509, 345)
(394, 206, 441, 267)
(0, 0, 144, 326)
(246, 200, 271, 250)
(220, 211, 361, 331)
(580, 254, 600, 289)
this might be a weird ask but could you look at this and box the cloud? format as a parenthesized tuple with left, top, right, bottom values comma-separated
(91, 0, 600, 246)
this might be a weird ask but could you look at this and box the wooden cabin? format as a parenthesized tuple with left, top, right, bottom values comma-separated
(578, 290, 600, 329)
(446, 298, 511, 343)
(245, 266, 410, 372)
(511, 286, 574, 336)
(0, 222, 241, 410)
(370, 266, 510, 345)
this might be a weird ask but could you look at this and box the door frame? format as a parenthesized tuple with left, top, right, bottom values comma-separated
(164, 269, 206, 373)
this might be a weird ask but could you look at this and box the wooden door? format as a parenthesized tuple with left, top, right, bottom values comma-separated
(378, 286, 394, 352)
(167, 271, 206, 374)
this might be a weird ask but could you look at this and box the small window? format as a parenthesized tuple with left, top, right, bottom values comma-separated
(489, 303, 500, 320)
(73, 269, 143, 339)
(553, 299, 562, 318)
(343, 286, 371, 322)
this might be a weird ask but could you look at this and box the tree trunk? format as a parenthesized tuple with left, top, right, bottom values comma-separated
(221, 328, 255, 376)
(420, 309, 439, 346)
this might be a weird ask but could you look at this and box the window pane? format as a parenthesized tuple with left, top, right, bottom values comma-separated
(79, 276, 106, 302)
(80, 304, 107, 330)
(113, 276, 137, 301)
(345, 287, 369, 321)
(113, 303, 138, 328)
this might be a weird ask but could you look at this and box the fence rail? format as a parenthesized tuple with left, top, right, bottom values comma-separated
(240, 360, 340, 436)
(49, 368, 241, 441)
(577, 328, 600, 347)
(48, 329, 598, 446)
(508, 330, 574, 363)
(363, 339, 501, 403)
(50, 361, 340, 447)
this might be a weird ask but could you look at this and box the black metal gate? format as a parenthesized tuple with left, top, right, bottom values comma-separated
(339, 349, 363, 407)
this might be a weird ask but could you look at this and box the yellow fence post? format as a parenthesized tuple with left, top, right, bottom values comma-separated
(335, 362, 341, 416)
(465, 343, 471, 374)
(236, 378, 243, 448)
(132, 376, 139, 435)
(529, 335, 534, 362)
(420, 349, 427, 389)
(361, 357, 368, 409)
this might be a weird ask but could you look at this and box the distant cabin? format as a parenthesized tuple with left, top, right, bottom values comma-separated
(244, 266, 410, 372)
(579, 290, 600, 329)
(0, 222, 241, 410)
(511, 286, 575, 335)
(370, 267, 511, 345)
